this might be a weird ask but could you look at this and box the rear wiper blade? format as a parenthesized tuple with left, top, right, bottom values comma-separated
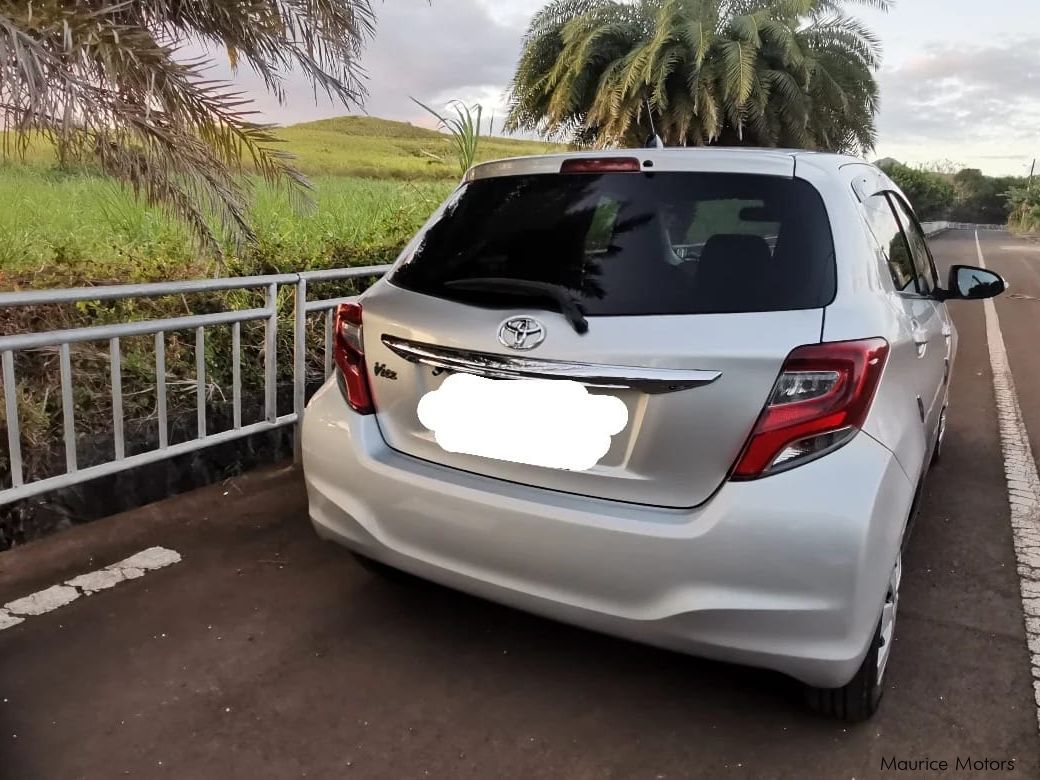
(443, 277, 589, 335)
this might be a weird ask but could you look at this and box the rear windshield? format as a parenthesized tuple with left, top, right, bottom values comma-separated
(390, 171, 835, 316)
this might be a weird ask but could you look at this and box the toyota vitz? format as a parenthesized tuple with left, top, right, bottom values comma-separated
(302, 149, 1005, 720)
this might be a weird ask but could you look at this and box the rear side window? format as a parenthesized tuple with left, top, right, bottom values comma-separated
(888, 195, 938, 293)
(862, 194, 915, 292)
(391, 172, 836, 316)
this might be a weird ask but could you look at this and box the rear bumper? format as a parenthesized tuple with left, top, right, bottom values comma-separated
(302, 379, 915, 688)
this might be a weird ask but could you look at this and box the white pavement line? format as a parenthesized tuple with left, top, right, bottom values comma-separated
(975, 230, 1040, 730)
(0, 546, 181, 629)
(0, 609, 25, 630)
(4, 585, 80, 616)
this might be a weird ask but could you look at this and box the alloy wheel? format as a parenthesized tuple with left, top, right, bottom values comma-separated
(876, 554, 902, 685)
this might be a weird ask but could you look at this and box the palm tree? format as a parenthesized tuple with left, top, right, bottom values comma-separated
(0, 1, 374, 253)
(506, 0, 888, 154)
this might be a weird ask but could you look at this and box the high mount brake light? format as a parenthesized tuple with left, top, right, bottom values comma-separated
(560, 158, 642, 174)
(332, 302, 374, 415)
(731, 338, 890, 479)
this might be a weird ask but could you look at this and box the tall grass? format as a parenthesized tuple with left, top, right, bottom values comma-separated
(0, 167, 454, 287)
(0, 115, 559, 287)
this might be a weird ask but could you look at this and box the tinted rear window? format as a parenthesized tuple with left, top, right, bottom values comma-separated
(391, 172, 835, 316)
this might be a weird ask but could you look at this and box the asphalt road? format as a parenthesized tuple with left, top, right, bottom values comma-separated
(1, 230, 1038, 779)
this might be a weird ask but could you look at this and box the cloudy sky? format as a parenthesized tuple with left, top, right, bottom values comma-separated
(225, 0, 1039, 176)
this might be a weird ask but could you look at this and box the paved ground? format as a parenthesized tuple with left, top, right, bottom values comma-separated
(1, 230, 1038, 779)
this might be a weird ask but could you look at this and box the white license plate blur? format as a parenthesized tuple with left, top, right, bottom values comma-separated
(416, 373, 629, 472)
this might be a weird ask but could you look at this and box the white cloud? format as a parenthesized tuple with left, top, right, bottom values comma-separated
(212, 0, 525, 128)
(872, 37, 1040, 174)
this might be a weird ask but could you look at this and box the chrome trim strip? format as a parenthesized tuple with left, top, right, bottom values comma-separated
(381, 335, 722, 394)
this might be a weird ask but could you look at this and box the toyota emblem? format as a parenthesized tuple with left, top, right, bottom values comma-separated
(498, 317, 546, 351)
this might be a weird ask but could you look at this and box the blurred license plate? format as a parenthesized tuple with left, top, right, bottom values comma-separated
(416, 373, 628, 471)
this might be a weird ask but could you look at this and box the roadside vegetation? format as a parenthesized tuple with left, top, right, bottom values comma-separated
(1008, 181, 1040, 236)
(879, 160, 1028, 225)
(0, 117, 556, 288)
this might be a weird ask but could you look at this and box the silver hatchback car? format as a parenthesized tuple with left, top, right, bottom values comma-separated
(302, 148, 1005, 720)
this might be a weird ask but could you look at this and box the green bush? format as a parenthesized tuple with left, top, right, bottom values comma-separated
(0, 169, 453, 286)
(878, 159, 1023, 225)
(1008, 182, 1040, 235)
(878, 162, 955, 221)
(950, 169, 1018, 224)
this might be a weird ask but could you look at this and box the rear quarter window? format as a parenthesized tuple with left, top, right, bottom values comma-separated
(391, 171, 836, 316)
(861, 193, 916, 293)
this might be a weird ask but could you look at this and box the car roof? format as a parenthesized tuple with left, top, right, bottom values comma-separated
(466, 147, 870, 182)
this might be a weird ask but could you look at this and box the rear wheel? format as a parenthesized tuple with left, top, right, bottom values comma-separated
(805, 553, 901, 721)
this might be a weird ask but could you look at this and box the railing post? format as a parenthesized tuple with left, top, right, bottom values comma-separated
(324, 308, 334, 380)
(264, 282, 278, 424)
(59, 343, 77, 472)
(232, 322, 242, 430)
(2, 351, 23, 487)
(155, 332, 168, 449)
(110, 337, 124, 460)
(293, 276, 307, 464)
(195, 326, 206, 439)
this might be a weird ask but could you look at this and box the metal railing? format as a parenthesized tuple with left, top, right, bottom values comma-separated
(944, 222, 1006, 231)
(0, 266, 390, 506)
(922, 221, 1007, 236)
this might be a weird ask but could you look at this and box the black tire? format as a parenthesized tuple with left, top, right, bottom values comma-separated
(805, 548, 901, 722)
(804, 618, 884, 722)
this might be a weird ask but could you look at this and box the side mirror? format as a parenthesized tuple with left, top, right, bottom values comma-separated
(943, 265, 1007, 301)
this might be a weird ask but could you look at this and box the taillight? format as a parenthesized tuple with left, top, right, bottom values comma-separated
(731, 338, 889, 479)
(560, 157, 641, 173)
(332, 302, 374, 414)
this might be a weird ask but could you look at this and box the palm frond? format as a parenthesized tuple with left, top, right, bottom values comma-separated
(0, 0, 374, 254)
(505, 0, 884, 150)
(412, 98, 487, 175)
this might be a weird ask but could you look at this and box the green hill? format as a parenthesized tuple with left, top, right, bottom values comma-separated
(3, 115, 562, 181)
(275, 115, 562, 180)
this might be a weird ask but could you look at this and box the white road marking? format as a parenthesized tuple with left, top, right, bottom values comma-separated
(66, 568, 129, 594)
(975, 231, 1040, 729)
(0, 546, 181, 629)
(5, 585, 80, 616)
